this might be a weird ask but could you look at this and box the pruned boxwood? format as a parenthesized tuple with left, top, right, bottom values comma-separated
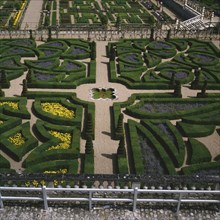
(0, 97, 30, 119)
(0, 154, 10, 169)
(24, 160, 78, 174)
(0, 113, 22, 134)
(176, 121, 215, 137)
(0, 122, 38, 162)
(33, 97, 82, 127)
(23, 120, 80, 167)
(186, 138, 211, 165)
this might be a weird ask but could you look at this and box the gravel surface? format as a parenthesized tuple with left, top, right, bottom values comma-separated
(0, 205, 220, 220)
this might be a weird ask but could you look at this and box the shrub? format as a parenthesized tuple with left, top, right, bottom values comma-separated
(187, 138, 212, 165)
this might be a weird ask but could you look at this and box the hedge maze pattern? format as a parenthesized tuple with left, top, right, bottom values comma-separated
(109, 38, 220, 90)
(110, 39, 220, 176)
(0, 38, 95, 179)
(0, 38, 219, 180)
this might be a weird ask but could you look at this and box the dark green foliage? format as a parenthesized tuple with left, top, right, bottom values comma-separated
(84, 153, 94, 174)
(191, 68, 201, 89)
(0, 86, 4, 97)
(0, 122, 38, 162)
(150, 28, 154, 41)
(85, 135, 94, 154)
(176, 122, 215, 137)
(115, 113, 124, 139)
(187, 138, 212, 165)
(22, 79, 28, 95)
(173, 80, 182, 98)
(0, 154, 10, 169)
(90, 41, 96, 60)
(117, 137, 126, 155)
(85, 113, 94, 139)
(0, 70, 8, 84)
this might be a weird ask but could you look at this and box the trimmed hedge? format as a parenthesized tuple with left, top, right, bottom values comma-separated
(37, 40, 69, 52)
(176, 121, 215, 137)
(134, 120, 177, 175)
(23, 120, 80, 168)
(127, 120, 145, 174)
(0, 154, 10, 169)
(117, 154, 128, 174)
(24, 58, 60, 71)
(141, 120, 185, 167)
(0, 97, 30, 119)
(24, 160, 78, 174)
(61, 45, 90, 59)
(181, 161, 220, 175)
(0, 122, 38, 162)
(0, 56, 27, 71)
(125, 98, 220, 120)
(33, 97, 83, 127)
(187, 138, 212, 165)
(0, 113, 22, 134)
(83, 153, 94, 174)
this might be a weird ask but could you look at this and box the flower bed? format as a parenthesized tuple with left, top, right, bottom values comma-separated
(8, 132, 25, 146)
(90, 88, 118, 100)
(47, 130, 72, 150)
(41, 102, 75, 119)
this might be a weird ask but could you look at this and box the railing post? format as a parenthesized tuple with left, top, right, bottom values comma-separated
(176, 192, 182, 216)
(89, 191, 92, 211)
(42, 186, 48, 210)
(0, 191, 4, 209)
(133, 187, 138, 212)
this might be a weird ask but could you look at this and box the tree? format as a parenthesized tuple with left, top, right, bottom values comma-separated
(0, 86, 4, 97)
(26, 70, 32, 83)
(115, 113, 124, 139)
(150, 28, 155, 41)
(21, 79, 28, 95)
(110, 44, 116, 61)
(169, 72, 175, 88)
(85, 113, 94, 138)
(166, 29, 171, 40)
(117, 137, 126, 155)
(191, 67, 200, 89)
(85, 135, 94, 154)
(0, 70, 8, 83)
(201, 80, 208, 97)
(90, 41, 96, 60)
(173, 80, 182, 98)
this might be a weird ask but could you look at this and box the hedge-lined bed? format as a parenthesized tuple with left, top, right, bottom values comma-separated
(0, 39, 95, 89)
(109, 38, 220, 90)
(114, 93, 220, 176)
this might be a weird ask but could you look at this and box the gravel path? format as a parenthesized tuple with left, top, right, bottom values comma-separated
(20, 0, 44, 30)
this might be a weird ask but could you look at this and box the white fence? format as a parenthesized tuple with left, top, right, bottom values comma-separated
(0, 186, 219, 214)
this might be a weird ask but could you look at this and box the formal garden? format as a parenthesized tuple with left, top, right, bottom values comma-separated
(0, 37, 219, 187)
(0, 0, 28, 28)
(109, 38, 220, 176)
(42, 0, 170, 27)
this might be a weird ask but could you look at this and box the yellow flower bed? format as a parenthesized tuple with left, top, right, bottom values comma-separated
(13, 10, 22, 26)
(0, 120, 3, 125)
(47, 130, 71, 151)
(41, 102, 75, 119)
(0, 102, 19, 110)
(8, 132, 25, 146)
(44, 169, 68, 174)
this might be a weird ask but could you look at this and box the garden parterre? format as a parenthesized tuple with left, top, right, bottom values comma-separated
(0, 37, 219, 187)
